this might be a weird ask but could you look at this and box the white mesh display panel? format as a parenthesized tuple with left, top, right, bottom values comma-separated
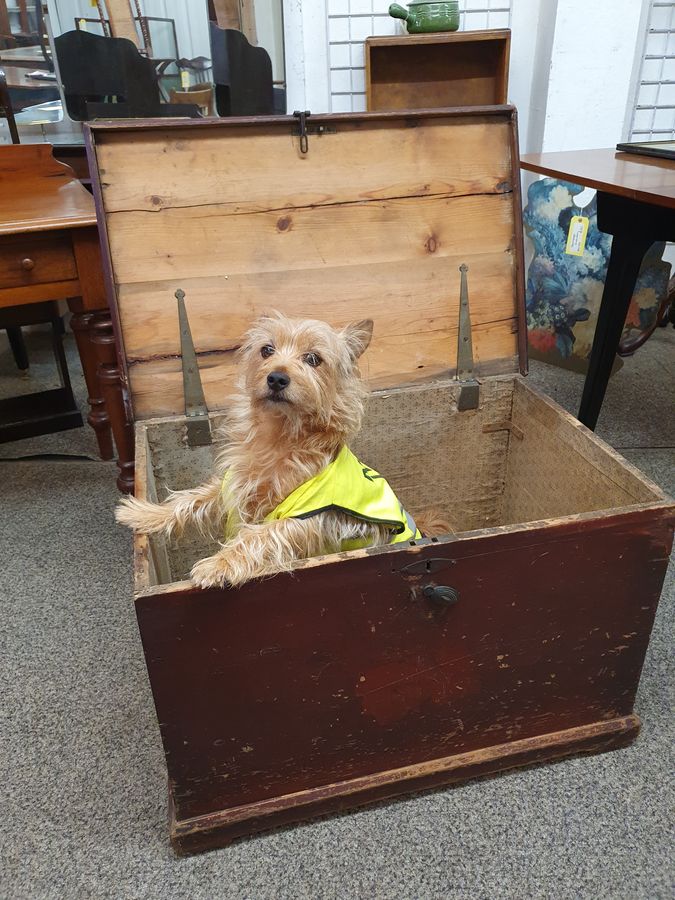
(327, 0, 512, 112)
(630, 1, 675, 139)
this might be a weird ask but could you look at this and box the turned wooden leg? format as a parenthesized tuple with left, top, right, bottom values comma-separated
(69, 308, 114, 460)
(91, 312, 136, 493)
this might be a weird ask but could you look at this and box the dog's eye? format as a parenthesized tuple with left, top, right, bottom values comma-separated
(260, 345, 275, 359)
(303, 352, 322, 368)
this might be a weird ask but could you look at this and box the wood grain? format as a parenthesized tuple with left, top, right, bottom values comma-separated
(0, 144, 97, 235)
(127, 323, 518, 419)
(520, 148, 675, 209)
(95, 117, 513, 215)
(88, 112, 522, 419)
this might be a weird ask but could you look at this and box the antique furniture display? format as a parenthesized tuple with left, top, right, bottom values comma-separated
(86, 108, 674, 854)
(521, 147, 675, 429)
(366, 29, 510, 111)
(0, 143, 132, 483)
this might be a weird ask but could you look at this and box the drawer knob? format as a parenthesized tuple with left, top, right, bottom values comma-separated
(21, 258, 35, 271)
(422, 584, 459, 606)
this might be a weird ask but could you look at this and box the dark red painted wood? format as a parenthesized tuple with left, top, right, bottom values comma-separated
(135, 506, 673, 844)
(170, 716, 639, 854)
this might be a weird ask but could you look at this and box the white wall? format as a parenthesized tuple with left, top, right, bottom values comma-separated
(540, 0, 646, 151)
(255, 0, 285, 81)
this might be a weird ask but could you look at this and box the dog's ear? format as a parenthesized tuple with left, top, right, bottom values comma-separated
(343, 319, 374, 360)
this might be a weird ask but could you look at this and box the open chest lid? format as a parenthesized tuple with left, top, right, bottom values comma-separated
(85, 107, 526, 422)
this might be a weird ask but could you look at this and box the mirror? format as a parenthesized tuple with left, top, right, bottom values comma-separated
(0, 0, 286, 145)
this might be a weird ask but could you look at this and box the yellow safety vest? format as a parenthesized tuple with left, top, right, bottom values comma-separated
(223, 445, 420, 551)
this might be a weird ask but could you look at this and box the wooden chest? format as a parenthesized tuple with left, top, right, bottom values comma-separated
(86, 108, 674, 855)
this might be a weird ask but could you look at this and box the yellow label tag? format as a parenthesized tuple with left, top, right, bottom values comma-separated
(565, 215, 589, 256)
(78, 18, 88, 31)
(180, 70, 190, 88)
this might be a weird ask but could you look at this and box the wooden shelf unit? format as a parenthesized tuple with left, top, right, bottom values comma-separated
(366, 30, 510, 111)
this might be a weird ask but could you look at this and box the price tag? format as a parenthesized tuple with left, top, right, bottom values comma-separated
(180, 70, 190, 88)
(565, 215, 589, 256)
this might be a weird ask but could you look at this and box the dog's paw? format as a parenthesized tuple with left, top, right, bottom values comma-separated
(191, 553, 233, 589)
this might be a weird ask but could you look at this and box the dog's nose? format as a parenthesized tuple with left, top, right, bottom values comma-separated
(267, 371, 290, 392)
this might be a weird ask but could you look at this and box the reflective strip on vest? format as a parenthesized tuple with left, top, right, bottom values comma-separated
(223, 445, 420, 550)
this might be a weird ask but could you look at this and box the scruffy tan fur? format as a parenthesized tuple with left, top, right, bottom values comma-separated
(116, 312, 448, 588)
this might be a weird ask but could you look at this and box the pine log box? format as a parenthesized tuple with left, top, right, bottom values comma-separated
(84, 108, 674, 854)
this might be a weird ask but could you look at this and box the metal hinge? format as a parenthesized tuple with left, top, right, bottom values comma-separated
(456, 263, 480, 411)
(292, 110, 336, 154)
(175, 288, 212, 448)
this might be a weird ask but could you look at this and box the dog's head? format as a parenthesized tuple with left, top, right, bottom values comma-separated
(238, 311, 373, 435)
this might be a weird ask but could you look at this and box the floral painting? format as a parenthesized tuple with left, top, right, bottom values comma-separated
(523, 178, 670, 368)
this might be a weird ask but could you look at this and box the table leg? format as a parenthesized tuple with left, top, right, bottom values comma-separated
(578, 232, 653, 429)
(578, 191, 675, 430)
(91, 312, 136, 494)
(69, 307, 114, 460)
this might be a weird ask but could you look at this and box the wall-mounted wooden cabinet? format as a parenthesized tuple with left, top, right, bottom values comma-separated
(366, 30, 510, 111)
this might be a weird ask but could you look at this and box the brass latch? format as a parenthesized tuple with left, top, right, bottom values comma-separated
(456, 263, 480, 411)
(175, 288, 212, 448)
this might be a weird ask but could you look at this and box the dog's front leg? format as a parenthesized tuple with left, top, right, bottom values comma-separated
(191, 517, 328, 588)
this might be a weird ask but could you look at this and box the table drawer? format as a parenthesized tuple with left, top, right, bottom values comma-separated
(0, 233, 78, 290)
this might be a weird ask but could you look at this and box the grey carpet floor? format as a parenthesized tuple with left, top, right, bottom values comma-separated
(1, 327, 674, 900)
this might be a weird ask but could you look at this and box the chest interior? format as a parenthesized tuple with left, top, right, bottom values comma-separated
(136, 375, 663, 590)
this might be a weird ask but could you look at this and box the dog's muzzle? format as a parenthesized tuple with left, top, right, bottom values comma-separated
(267, 371, 290, 393)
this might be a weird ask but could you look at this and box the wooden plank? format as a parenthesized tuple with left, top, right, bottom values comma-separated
(171, 718, 639, 853)
(127, 321, 518, 419)
(107, 191, 515, 287)
(116, 251, 516, 363)
(95, 117, 514, 215)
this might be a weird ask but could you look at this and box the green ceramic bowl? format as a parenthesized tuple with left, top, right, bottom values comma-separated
(389, 0, 460, 34)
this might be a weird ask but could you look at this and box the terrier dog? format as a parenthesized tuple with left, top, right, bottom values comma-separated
(116, 312, 443, 588)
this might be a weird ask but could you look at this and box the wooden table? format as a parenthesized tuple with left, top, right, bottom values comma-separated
(0, 143, 133, 489)
(521, 148, 675, 429)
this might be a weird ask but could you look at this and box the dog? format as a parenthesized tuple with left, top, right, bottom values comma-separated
(116, 312, 446, 587)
